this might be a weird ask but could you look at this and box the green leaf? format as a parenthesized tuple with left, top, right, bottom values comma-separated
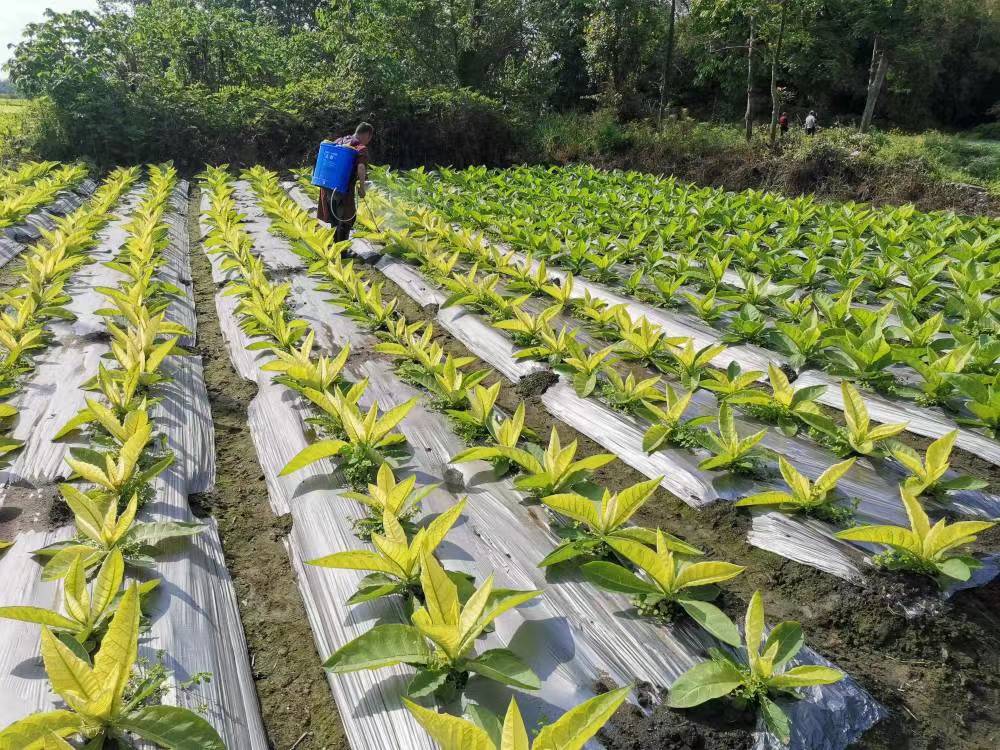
(667, 659, 744, 708)
(768, 664, 843, 689)
(117, 704, 226, 750)
(123, 522, 203, 547)
(466, 648, 540, 690)
(761, 621, 803, 670)
(323, 623, 429, 672)
(280, 439, 347, 475)
(581, 561, 660, 595)
(760, 697, 791, 745)
(407, 669, 450, 698)
(677, 598, 741, 647)
(533, 685, 631, 750)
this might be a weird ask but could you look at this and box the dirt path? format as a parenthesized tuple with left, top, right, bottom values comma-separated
(186, 186, 349, 750)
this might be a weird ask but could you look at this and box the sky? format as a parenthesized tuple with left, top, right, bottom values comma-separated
(1, 0, 101, 71)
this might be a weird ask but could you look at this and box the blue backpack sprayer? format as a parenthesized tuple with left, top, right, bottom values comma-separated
(311, 140, 359, 224)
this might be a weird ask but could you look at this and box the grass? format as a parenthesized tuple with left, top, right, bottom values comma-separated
(531, 111, 1000, 201)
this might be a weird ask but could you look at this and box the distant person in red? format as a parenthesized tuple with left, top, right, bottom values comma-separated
(778, 112, 789, 135)
(318, 122, 373, 242)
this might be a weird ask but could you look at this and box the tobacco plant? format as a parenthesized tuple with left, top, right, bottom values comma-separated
(582, 530, 743, 644)
(35, 484, 202, 582)
(642, 385, 712, 452)
(697, 405, 768, 475)
(452, 427, 613, 498)
(404, 686, 630, 750)
(801, 382, 906, 457)
(0, 585, 226, 749)
(309, 503, 466, 610)
(668, 590, 843, 745)
(281, 387, 417, 488)
(889, 430, 986, 498)
(538, 478, 662, 566)
(735, 364, 825, 436)
(736, 456, 857, 524)
(324, 553, 541, 701)
(836, 487, 996, 582)
(0, 549, 157, 654)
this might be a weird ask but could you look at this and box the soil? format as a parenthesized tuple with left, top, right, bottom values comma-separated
(186, 187, 349, 750)
(368, 262, 1000, 750)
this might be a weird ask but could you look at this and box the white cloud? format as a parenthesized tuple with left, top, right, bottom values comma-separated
(1, 1, 101, 73)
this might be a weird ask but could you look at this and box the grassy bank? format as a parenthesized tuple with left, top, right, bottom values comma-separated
(530, 112, 1000, 215)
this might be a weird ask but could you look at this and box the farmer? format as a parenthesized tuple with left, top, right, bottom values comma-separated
(318, 122, 374, 242)
(804, 111, 817, 136)
(778, 112, 789, 135)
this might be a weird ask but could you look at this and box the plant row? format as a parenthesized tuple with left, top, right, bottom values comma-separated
(0, 161, 58, 201)
(0, 165, 222, 750)
(0, 163, 89, 230)
(381, 166, 1000, 433)
(242, 166, 849, 745)
(1, 166, 141, 529)
(341, 185, 997, 588)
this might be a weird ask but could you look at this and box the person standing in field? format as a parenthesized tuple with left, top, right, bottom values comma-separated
(779, 112, 789, 135)
(804, 111, 817, 135)
(318, 122, 374, 242)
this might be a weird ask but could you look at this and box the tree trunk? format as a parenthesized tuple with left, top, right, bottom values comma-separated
(745, 16, 755, 142)
(860, 39, 889, 133)
(658, 0, 677, 124)
(768, 0, 789, 145)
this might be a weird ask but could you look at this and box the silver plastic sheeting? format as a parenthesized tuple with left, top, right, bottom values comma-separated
(221, 188, 885, 750)
(0, 529, 73, 726)
(747, 512, 864, 582)
(340, 237, 1000, 587)
(373, 253, 543, 381)
(0, 184, 268, 749)
(511, 253, 1000, 466)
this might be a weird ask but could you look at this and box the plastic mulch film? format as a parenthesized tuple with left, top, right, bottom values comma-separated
(0, 181, 268, 749)
(520, 254, 1000, 466)
(334, 230, 1000, 585)
(282, 185, 1000, 585)
(221, 182, 885, 750)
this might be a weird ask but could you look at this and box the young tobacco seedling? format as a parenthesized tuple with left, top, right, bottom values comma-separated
(446, 381, 502, 442)
(599, 369, 664, 415)
(642, 385, 713, 452)
(801, 381, 907, 457)
(668, 590, 843, 745)
(836, 486, 996, 582)
(701, 362, 764, 405)
(452, 427, 614, 498)
(309, 503, 466, 610)
(538, 477, 663, 566)
(582, 530, 743, 644)
(667, 340, 727, 390)
(888, 430, 986, 498)
(0, 585, 226, 749)
(339, 463, 437, 539)
(697, 404, 768, 475)
(324, 553, 541, 702)
(735, 364, 824, 437)
(0, 549, 158, 654)
(404, 686, 630, 750)
(34, 485, 202, 582)
(559, 344, 617, 397)
(262, 331, 350, 394)
(281, 387, 417, 489)
(736, 456, 857, 524)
